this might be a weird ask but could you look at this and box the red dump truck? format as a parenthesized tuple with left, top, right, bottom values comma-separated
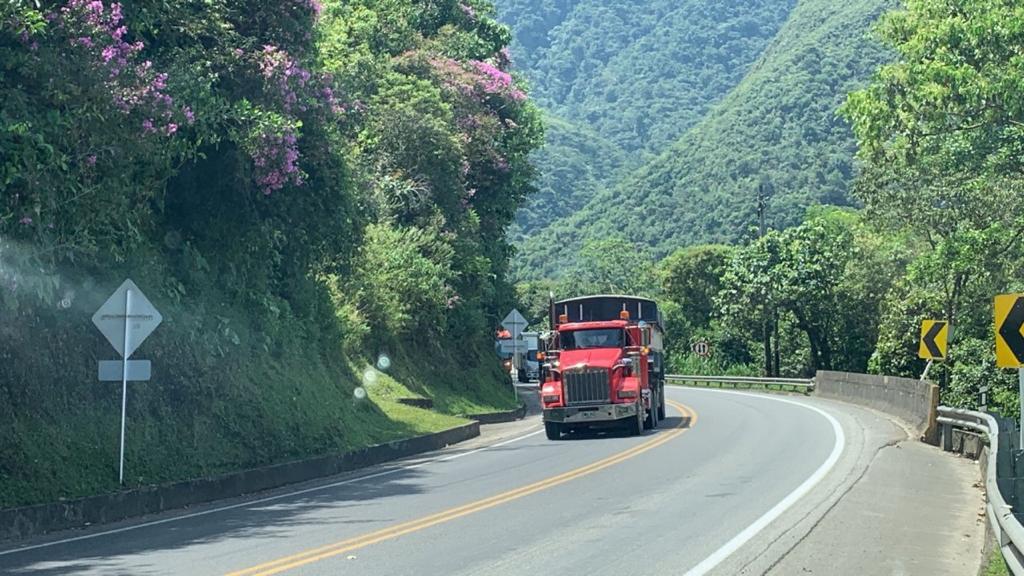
(540, 295, 666, 440)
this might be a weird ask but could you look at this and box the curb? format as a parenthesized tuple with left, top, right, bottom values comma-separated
(397, 397, 434, 409)
(0, 421, 480, 543)
(467, 402, 527, 424)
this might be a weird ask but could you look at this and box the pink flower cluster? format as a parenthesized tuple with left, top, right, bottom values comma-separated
(251, 128, 302, 195)
(470, 61, 526, 102)
(259, 45, 312, 113)
(57, 0, 141, 78)
(51, 0, 192, 136)
(430, 57, 527, 104)
(459, 3, 476, 20)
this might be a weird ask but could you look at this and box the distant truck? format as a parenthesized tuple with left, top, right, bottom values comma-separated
(521, 331, 540, 382)
(495, 329, 540, 382)
(540, 295, 666, 440)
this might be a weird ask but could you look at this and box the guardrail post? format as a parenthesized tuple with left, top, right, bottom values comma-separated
(941, 423, 953, 452)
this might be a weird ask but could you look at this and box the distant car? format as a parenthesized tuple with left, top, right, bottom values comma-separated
(524, 349, 540, 381)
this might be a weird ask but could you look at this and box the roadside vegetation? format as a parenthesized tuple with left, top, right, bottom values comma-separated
(0, 0, 538, 508)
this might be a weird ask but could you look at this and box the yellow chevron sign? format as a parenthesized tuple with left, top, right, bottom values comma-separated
(918, 320, 948, 361)
(995, 294, 1024, 368)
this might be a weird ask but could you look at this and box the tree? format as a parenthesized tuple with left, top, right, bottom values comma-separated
(574, 236, 656, 297)
(659, 245, 734, 331)
(719, 208, 892, 375)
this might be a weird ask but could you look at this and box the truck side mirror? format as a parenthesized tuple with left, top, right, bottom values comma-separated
(620, 357, 634, 377)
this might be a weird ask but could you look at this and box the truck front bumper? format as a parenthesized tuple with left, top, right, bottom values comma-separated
(543, 402, 637, 425)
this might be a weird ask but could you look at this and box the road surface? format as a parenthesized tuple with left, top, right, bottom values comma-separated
(0, 387, 975, 575)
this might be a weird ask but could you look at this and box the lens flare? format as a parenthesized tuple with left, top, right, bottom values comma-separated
(362, 368, 378, 386)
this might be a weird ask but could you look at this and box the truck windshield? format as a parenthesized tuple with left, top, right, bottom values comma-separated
(560, 329, 624, 350)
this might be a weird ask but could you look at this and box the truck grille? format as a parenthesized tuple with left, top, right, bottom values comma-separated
(563, 368, 610, 406)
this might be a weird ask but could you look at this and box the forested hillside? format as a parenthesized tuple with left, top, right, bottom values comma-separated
(496, 0, 797, 239)
(0, 0, 539, 507)
(513, 0, 1024, 420)
(512, 0, 892, 276)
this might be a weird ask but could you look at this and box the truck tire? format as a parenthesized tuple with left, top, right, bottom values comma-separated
(630, 401, 644, 436)
(544, 421, 562, 440)
(644, 390, 658, 430)
(658, 385, 666, 420)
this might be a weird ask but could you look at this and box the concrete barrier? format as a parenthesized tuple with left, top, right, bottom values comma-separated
(0, 421, 479, 543)
(467, 402, 527, 424)
(815, 370, 939, 442)
(397, 397, 434, 409)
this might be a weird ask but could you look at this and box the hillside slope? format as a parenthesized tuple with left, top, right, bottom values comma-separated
(0, 0, 530, 508)
(515, 0, 893, 278)
(496, 0, 798, 236)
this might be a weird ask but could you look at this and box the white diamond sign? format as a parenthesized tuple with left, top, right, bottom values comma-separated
(92, 279, 163, 359)
(501, 309, 528, 333)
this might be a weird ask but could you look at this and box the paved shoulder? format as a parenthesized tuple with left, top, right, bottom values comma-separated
(766, 427, 985, 575)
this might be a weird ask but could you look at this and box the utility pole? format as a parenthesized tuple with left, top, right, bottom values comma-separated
(757, 182, 774, 376)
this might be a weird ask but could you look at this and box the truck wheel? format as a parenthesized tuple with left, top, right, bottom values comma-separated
(644, 390, 658, 430)
(544, 421, 562, 440)
(630, 402, 644, 436)
(658, 386, 666, 420)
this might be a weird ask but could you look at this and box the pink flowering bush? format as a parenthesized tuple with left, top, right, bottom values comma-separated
(429, 56, 527, 105)
(470, 60, 526, 102)
(51, 0, 191, 136)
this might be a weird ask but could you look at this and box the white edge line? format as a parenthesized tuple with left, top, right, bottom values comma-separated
(676, 387, 846, 576)
(0, 427, 545, 557)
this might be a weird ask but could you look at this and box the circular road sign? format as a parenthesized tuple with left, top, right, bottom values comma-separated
(692, 341, 711, 358)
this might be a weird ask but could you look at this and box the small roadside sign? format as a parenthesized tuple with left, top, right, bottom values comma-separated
(92, 279, 163, 359)
(92, 278, 163, 485)
(501, 309, 528, 400)
(98, 360, 152, 382)
(918, 320, 949, 361)
(692, 341, 711, 358)
(996, 294, 1024, 368)
(995, 294, 1024, 446)
(501, 309, 528, 333)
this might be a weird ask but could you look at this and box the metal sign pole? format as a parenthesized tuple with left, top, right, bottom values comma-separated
(1019, 368, 1023, 449)
(119, 288, 132, 485)
(919, 359, 933, 382)
(512, 324, 519, 401)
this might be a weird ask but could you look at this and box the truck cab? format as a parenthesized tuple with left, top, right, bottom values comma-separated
(540, 295, 666, 439)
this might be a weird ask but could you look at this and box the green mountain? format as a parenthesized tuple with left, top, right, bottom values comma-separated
(498, 0, 893, 278)
(497, 0, 798, 240)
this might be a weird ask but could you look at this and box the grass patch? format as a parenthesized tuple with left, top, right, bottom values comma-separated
(984, 546, 1010, 576)
(379, 339, 519, 416)
(363, 365, 468, 434)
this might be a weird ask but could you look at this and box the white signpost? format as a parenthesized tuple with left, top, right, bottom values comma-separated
(502, 309, 528, 400)
(92, 279, 162, 484)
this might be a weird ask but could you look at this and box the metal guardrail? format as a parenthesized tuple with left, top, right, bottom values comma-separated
(666, 374, 815, 391)
(937, 406, 1024, 574)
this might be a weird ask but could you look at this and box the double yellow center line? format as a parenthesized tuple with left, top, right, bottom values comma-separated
(227, 400, 697, 576)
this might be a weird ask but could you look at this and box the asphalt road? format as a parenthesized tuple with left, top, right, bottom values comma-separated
(0, 388, 857, 576)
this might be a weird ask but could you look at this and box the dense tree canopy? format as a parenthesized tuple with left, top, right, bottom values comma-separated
(495, 0, 797, 249)
(841, 0, 1024, 414)
(508, 0, 893, 279)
